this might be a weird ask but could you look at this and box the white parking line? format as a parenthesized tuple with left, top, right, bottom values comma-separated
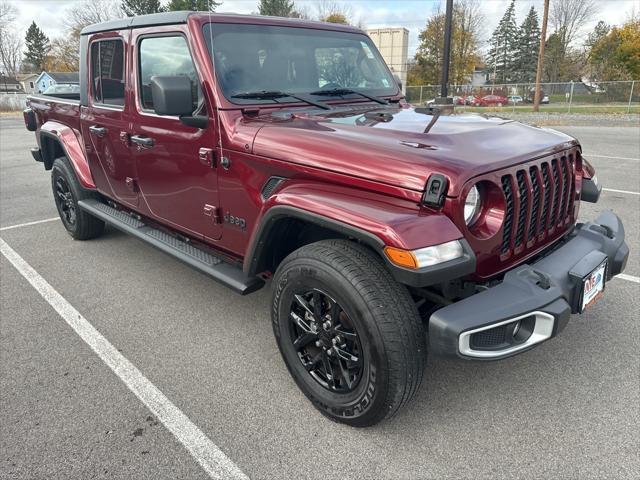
(615, 273, 640, 284)
(603, 188, 640, 196)
(0, 237, 248, 480)
(0, 217, 59, 231)
(587, 154, 639, 161)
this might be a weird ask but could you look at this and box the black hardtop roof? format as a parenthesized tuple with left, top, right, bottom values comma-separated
(81, 11, 191, 35)
(80, 11, 363, 35)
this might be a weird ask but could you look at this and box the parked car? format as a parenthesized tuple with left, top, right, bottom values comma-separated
(452, 96, 465, 105)
(508, 95, 523, 104)
(478, 94, 509, 107)
(23, 11, 628, 427)
(465, 95, 478, 106)
(526, 90, 550, 104)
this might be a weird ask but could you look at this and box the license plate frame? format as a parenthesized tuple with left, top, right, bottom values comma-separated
(579, 259, 607, 313)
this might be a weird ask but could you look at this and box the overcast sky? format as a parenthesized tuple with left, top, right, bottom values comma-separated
(8, 0, 638, 56)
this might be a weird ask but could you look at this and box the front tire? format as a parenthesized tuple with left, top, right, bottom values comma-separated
(271, 240, 426, 427)
(51, 157, 105, 240)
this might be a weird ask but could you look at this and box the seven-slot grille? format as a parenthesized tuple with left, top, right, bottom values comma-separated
(500, 153, 576, 256)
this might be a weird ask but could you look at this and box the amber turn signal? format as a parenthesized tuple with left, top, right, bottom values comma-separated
(384, 247, 418, 269)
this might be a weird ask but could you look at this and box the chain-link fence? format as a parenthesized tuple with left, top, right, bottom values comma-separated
(405, 80, 639, 113)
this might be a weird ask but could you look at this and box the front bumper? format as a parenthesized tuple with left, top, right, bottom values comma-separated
(429, 210, 629, 359)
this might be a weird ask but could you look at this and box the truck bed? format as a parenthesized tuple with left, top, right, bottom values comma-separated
(28, 94, 82, 133)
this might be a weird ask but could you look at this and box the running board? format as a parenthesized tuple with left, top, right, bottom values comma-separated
(78, 199, 264, 295)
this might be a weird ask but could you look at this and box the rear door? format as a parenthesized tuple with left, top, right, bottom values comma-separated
(129, 28, 221, 240)
(82, 32, 138, 207)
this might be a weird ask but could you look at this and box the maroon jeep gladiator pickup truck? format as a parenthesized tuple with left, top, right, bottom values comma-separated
(23, 11, 628, 427)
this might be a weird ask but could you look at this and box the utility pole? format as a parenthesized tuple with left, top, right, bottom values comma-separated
(533, 0, 549, 112)
(435, 0, 454, 112)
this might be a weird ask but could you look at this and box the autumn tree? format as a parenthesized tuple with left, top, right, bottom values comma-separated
(23, 22, 50, 73)
(121, 0, 164, 16)
(409, 1, 482, 86)
(165, 0, 221, 11)
(588, 18, 640, 80)
(47, 38, 80, 72)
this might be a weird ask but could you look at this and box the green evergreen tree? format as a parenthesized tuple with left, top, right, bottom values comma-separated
(121, 0, 164, 16)
(487, 0, 518, 83)
(165, 0, 221, 11)
(23, 21, 50, 72)
(258, 0, 296, 17)
(586, 21, 610, 48)
(513, 6, 540, 82)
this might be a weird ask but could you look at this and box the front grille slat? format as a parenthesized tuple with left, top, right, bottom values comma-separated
(560, 156, 572, 223)
(567, 155, 576, 217)
(501, 175, 515, 254)
(541, 163, 552, 232)
(550, 158, 562, 228)
(500, 152, 577, 260)
(528, 166, 540, 241)
(515, 171, 528, 248)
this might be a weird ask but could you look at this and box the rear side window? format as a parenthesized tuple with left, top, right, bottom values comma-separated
(90, 39, 125, 106)
(138, 35, 201, 112)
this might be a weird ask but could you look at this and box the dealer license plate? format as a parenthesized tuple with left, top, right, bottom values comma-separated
(581, 260, 607, 312)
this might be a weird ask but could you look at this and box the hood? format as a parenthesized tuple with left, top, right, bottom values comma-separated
(250, 107, 578, 197)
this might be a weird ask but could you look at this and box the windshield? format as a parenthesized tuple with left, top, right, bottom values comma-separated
(203, 23, 398, 105)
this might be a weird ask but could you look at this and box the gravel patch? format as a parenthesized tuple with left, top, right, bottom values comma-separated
(489, 111, 640, 127)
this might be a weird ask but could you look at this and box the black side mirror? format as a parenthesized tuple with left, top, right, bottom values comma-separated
(150, 76, 208, 128)
(150, 75, 194, 116)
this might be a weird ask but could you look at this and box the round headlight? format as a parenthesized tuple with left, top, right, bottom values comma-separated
(464, 185, 481, 225)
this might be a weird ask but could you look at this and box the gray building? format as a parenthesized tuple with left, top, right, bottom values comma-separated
(367, 27, 409, 92)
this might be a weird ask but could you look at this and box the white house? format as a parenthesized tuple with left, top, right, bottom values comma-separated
(17, 73, 39, 93)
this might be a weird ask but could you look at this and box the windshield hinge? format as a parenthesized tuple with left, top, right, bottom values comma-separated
(242, 107, 261, 116)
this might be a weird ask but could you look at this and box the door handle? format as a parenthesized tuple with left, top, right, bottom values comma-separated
(130, 135, 155, 149)
(89, 125, 107, 137)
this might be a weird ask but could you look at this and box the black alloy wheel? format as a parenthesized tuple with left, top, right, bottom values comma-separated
(51, 157, 105, 240)
(54, 175, 77, 227)
(272, 239, 426, 427)
(289, 288, 363, 393)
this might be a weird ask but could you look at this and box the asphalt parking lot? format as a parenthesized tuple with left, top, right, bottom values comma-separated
(1, 115, 638, 479)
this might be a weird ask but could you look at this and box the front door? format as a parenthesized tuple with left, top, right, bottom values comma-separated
(83, 34, 138, 207)
(130, 31, 221, 240)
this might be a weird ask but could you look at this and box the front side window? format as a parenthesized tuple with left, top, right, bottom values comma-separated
(90, 39, 125, 106)
(203, 23, 397, 105)
(138, 35, 202, 112)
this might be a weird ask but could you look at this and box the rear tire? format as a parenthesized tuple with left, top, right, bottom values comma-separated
(51, 157, 105, 240)
(271, 239, 426, 427)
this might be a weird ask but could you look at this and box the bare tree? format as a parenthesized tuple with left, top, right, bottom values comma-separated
(455, 0, 484, 77)
(56, 0, 124, 70)
(550, 0, 596, 51)
(49, 38, 80, 72)
(0, 0, 17, 27)
(0, 29, 22, 77)
(0, 0, 21, 76)
(64, 0, 124, 39)
(315, 1, 357, 25)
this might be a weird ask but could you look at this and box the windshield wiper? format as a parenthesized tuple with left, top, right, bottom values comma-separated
(308, 88, 388, 105)
(231, 90, 331, 110)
